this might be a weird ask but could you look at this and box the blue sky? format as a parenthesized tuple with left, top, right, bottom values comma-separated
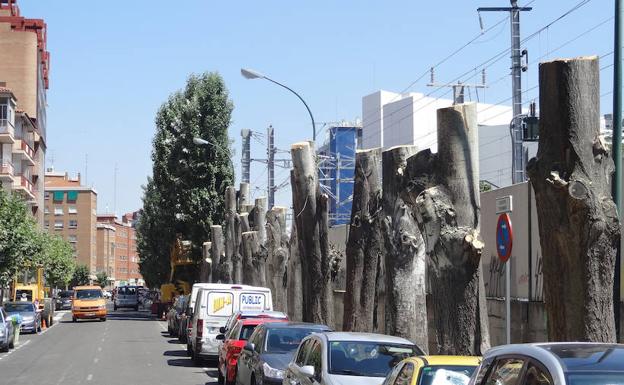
(18, 0, 614, 215)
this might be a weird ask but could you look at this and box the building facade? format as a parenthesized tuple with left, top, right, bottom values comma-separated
(97, 213, 143, 286)
(0, 0, 49, 225)
(44, 171, 97, 274)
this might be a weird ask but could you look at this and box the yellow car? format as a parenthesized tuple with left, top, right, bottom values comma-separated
(382, 356, 481, 385)
(72, 286, 107, 322)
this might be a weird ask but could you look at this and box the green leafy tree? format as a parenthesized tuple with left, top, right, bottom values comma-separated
(70, 265, 90, 287)
(39, 233, 76, 289)
(137, 72, 235, 286)
(96, 271, 108, 288)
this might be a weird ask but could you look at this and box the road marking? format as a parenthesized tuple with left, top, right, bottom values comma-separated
(0, 339, 31, 360)
(87, 374, 93, 381)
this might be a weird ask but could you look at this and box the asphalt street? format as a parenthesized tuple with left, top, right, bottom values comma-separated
(0, 304, 218, 385)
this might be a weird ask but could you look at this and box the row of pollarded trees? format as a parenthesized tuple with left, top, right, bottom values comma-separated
(343, 55, 621, 353)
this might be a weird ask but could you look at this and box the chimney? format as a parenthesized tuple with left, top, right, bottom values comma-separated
(77, 172, 81, 184)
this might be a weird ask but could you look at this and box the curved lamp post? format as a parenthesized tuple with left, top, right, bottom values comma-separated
(241, 68, 316, 141)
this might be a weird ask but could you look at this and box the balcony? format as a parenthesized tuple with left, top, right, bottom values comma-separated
(0, 161, 14, 182)
(13, 139, 35, 166)
(14, 174, 35, 200)
(0, 119, 15, 144)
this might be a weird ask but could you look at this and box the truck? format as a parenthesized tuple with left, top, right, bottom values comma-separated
(152, 237, 194, 318)
(11, 267, 55, 327)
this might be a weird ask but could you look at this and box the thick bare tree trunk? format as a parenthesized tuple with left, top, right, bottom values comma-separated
(211, 225, 229, 283)
(224, 187, 237, 283)
(382, 145, 428, 351)
(231, 213, 243, 284)
(200, 241, 212, 282)
(266, 206, 289, 311)
(253, 197, 267, 245)
(343, 148, 383, 332)
(287, 219, 302, 321)
(527, 57, 619, 342)
(241, 230, 257, 285)
(238, 182, 250, 209)
(412, 103, 489, 355)
(291, 141, 333, 325)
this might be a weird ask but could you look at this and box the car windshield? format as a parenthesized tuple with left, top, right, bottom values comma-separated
(4, 303, 35, 312)
(567, 373, 624, 385)
(418, 365, 477, 385)
(329, 341, 420, 377)
(58, 291, 73, 298)
(76, 290, 102, 299)
(265, 327, 324, 353)
(240, 325, 257, 341)
(118, 287, 137, 295)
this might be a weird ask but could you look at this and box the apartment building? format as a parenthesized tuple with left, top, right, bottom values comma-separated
(44, 171, 97, 274)
(97, 213, 143, 286)
(96, 221, 116, 282)
(0, 0, 49, 225)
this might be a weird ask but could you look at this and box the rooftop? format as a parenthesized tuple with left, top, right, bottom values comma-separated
(541, 343, 624, 373)
(322, 332, 415, 345)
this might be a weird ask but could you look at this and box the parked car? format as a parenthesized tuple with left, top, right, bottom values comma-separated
(72, 286, 107, 322)
(284, 332, 423, 385)
(189, 284, 273, 364)
(218, 318, 288, 385)
(114, 285, 140, 311)
(166, 295, 187, 337)
(381, 355, 480, 385)
(469, 342, 624, 385)
(222, 310, 289, 335)
(0, 307, 15, 352)
(55, 290, 74, 310)
(236, 322, 332, 385)
(4, 301, 41, 333)
(102, 290, 112, 299)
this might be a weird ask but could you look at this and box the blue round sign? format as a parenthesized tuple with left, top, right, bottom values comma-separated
(496, 213, 513, 262)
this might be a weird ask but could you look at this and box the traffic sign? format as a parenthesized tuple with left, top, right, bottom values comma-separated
(496, 213, 513, 262)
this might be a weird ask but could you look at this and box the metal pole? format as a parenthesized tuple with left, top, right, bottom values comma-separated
(267, 125, 275, 209)
(263, 77, 316, 141)
(613, 0, 623, 341)
(510, 0, 524, 184)
(241, 129, 251, 184)
(506, 261, 511, 344)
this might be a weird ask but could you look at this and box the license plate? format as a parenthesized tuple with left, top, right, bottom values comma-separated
(85, 313, 95, 316)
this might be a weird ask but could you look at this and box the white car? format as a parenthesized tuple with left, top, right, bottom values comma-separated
(284, 332, 423, 385)
(102, 291, 112, 299)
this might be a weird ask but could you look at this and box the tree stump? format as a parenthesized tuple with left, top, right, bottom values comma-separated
(526, 56, 619, 342)
(200, 241, 212, 282)
(413, 103, 489, 355)
(210, 225, 228, 283)
(238, 182, 250, 209)
(241, 231, 261, 286)
(343, 148, 384, 332)
(253, 197, 267, 245)
(223, 186, 237, 283)
(382, 145, 428, 351)
(266, 206, 289, 311)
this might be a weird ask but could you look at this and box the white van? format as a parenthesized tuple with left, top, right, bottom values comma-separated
(189, 283, 272, 364)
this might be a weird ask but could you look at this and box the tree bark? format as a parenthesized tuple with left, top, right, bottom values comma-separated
(286, 220, 302, 321)
(200, 241, 212, 282)
(238, 182, 250, 209)
(224, 186, 237, 283)
(412, 103, 489, 355)
(381, 145, 429, 352)
(343, 148, 383, 332)
(266, 206, 289, 311)
(253, 197, 267, 245)
(526, 57, 619, 342)
(291, 141, 332, 325)
(231, 213, 243, 284)
(210, 225, 229, 283)
(241, 231, 262, 286)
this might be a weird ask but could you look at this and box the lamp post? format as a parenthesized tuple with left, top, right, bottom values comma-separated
(241, 68, 317, 141)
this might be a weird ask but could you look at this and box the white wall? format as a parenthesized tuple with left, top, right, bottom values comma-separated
(362, 90, 399, 149)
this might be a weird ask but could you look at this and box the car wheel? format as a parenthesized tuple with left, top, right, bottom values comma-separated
(192, 349, 202, 366)
(250, 374, 256, 385)
(72, 317, 77, 323)
(0, 343, 8, 353)
(186, 343, 192, 356)
(100, 317, 106, 322)
(8, 334, 14, 349)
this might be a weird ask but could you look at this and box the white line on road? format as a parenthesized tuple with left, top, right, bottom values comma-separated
(0, 339, 31, 361)
(87, 374, 93, 381)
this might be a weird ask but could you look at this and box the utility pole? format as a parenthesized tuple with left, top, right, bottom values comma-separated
(241, 129, 251, 184)
(267, 125, 275, 209)
(478, 0, 531, 346)
(427, 67, 487, 104)
(613, 0, 622, 341)
(478, 0, 531, 184)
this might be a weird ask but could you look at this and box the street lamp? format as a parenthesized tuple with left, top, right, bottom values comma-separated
(240, 68, 317, 141)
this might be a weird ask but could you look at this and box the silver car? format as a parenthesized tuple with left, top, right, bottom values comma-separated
(284, 332, 422, 385)
(469, 342, 624, 385)
(114, 286, 140, 311)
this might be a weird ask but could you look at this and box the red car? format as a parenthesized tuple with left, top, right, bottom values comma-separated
(217, 318, 287, 385)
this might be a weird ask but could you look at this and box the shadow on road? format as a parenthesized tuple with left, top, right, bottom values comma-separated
(164, 349, 188, 357)
(167, 357, 197, 367)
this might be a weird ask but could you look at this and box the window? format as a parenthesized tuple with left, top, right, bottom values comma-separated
(119, 255, 128, 261)
(54, 220, 63, 229)
(329, 341, 420, 377)
(305, 341, 322, 380)
(54, 206, 63, 216)
(44, 207, 50, 214)
(70, 243, 77, 251)
(253, 329, 264, 353)
(68, 206, 77, 214)
(44, 191, 50, 200)
(393, 363, 414, 385)
(484, 358, 525, 385)
(69, 219, 77, 229)
(67, 235, 77, 243)
(67, 190, 78, 202)
(53, 191, 64, 202)
(227, 321, 243, 340)
(523, 363, 552, 385)
(44, 220, 49, 230)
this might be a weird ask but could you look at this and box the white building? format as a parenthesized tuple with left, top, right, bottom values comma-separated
(362, 90, 537, 188)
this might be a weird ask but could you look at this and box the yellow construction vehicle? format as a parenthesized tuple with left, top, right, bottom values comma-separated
(11, 266, 55, 327)
(152, 237, 194, 317)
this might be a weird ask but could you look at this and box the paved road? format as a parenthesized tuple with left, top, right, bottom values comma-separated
(0, 304, 218, 385)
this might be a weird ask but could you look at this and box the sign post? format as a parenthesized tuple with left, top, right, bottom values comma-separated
(496, 212, 513, 344)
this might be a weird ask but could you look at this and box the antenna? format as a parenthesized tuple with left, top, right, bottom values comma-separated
(478, 11, 485, 33)
(113, 163, 118, 214)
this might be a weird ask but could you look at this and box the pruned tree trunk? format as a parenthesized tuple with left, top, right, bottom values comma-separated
(291, 141, 333, 325)
(266, 206, 289, 311)
(224, 186, 237, 283)
(412, 103, 489, 355)
(287, 210, 303, 321)
(238, 182, 250, 209)
(381, 145, 428, 352)
(527, 56, 619, 342)
(200, 241, 212, 282)
(210, 225, 229, 283)
(242, 231, 260, 286)
(253, 197, 267, 245)
(231, 213, 243, 284)
(240, 204, 254, 214)
(343, 148, 383, 332)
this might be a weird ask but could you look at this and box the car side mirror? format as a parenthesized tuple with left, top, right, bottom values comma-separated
(243, 342, 254, 352)
(219, 326, 226, 334)
(216, 334, 225, 341)
(300, 365, 315, 378)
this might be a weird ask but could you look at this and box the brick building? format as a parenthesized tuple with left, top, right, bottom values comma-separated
(97, 212, 143, 286)
(0, 0, 50, 225)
